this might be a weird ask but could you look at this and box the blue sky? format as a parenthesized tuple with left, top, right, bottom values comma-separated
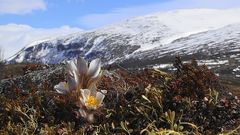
(1, 0, 240, 29)
(1, 0, 240, 58)
(0, 0, 168, 29)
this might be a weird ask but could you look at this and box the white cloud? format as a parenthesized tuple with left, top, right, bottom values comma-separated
(0, 24, 82, 59)
(78, 0, 240, 28)
(0, 0, 46, 14)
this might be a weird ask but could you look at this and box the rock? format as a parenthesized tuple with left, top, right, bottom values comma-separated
(0, 65, 65, 97)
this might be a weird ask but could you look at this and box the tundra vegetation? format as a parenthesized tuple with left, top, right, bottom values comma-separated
(0, 56, 239, 135)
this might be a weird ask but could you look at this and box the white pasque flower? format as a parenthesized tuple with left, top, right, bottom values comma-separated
(55, 57, 107, 122)
(66, 57, 102, 90)
(80, 88, 106, 110)
(54, 57, 102, 94)
(54, 75, 77, 94)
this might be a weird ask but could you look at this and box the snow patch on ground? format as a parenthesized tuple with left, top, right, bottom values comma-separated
(153, 64, 172, 69)
(197, 60, 229, 66)
(233, 67, 240, 72)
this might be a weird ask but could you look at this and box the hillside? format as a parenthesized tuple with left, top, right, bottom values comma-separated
(7, 9, 240, 64)
(0, 57, 240, 134)
(5, 9, 240, 83)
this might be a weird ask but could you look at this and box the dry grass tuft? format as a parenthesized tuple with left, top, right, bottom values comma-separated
(0, 57, 239, 134)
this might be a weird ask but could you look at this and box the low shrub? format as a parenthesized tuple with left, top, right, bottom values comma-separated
(0, 57, 239, 134)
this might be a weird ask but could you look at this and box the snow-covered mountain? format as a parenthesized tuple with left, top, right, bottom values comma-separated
(120, 23, 240, 79)
(7, 8, 240, 80)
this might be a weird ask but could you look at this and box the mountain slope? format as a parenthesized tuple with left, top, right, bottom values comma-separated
(6, 8, 240, 81)
(119, 24, 240, 82)
(122, 24, 240, 65)
(7, 9, 240, 64)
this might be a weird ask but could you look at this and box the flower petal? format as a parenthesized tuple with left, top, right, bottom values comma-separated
(67, 75, 77, 92)
(72, 70, 79, 86)
(79, 109, 87, 118)
(80, 89, 91, 101)
(86, 72, 102, 90)
(77, 57, 88, 76)
(67, 59, 78, 76)
(87, 58, 101, 79)
(79, 97, 85, 106)
(54, 82, 69, 94)
(96, 92, 105, 106)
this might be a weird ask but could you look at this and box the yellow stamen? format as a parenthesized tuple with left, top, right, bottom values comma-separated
(64, 82, 69, 89)
(85, 95, 98, 107)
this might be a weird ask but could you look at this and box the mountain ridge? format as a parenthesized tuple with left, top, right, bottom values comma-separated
(6, 9, 240, 80)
